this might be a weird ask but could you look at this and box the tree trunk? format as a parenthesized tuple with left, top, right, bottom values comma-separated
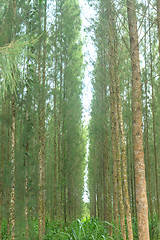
(53, 42, 57, 220)
(0, 97, 6, 239)
(7, 113, 10, 236)
(42, 0, 47, 233)
(144, 16, 153, 220)
(38, 2, 43, 238)
(11, 1, 16, 239)
(155, 0, 160, 219)
(53, 2, 58, 219)
(10, 94, 16, 240)
(127, 0, 150, 239)
(116, 76, 133, 240)
(157, 0, 160, 55)
(108, 6, 126, 239)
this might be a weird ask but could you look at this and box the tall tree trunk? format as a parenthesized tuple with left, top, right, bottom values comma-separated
(110, 89, 118, 226)
(24, 1, 30, 237)
(42, 0, 47, 233)
(7, 107, 11, 236)
(11, 1, 16, 239)
(103, 132, 108, 221)
(157, 0, 160, 55)
(58, 4, 63, 219)
(90, 142, 97, 218)
(62, 67, 67, 223)
(116, 76, 133, 240)
(127, 0, 150, 239)
(156, 0, 160, 219)
(38, 2, 43, 238)
(111, 79, 126, 240)
(57, 51, 62, 220)
(10, 94, 16, 240)
(0, 97, 6, 239)
(53, 41, 57, 220)
(108, 6, 126, 239)
(144, 15, 153, 220)
(53, 1, 58, 219)
(24, 138, 29, 239)
(107, 1, 119, 229)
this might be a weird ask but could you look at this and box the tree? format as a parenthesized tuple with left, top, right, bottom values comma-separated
(127, 0, 150, 239)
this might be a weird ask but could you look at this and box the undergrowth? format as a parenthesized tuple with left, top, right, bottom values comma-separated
(1, 215, 160, 239)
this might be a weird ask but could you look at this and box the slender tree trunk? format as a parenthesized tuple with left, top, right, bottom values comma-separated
(97, 181, 101, 219)
(7, 110, 10, 236)
(38, 2, 43, 238)
(42, 0, 47, 233)
(157, 0, 160, 55)
(108, 7, 126, 239)
(112, 80, 126, 240)
(90, 142, 96, 218)
(58, 5, 63, 219)
(24, 139, 29, 239)
(155, 0, 160, 219)
(53, 2, 58, 219)
(10, 94, 16, 240)
(57, 51, 62, 220)
(127, 0, 150, 239)
(107, 1, 119, 229)
(127, 78, 136, 218)
(116, 76, 133, 240)
(149, 16, 159, 219)
(62, 69, 67, 223)
(144, 16, 153, 220)
(103, 133, 108, 221)
(0, 97, 6, 239)
(10, 1, 16, 239)
(110, 91, 118, 226)
(24, 2, 30, 237)
(53, 42, 57, 220)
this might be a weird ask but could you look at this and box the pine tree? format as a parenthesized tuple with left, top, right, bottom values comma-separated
(127, 0, 150, 238)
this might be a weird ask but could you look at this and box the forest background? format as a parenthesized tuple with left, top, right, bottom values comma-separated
(1, 0, 160, 240)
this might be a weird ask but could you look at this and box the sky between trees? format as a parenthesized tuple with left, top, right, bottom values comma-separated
(1, 0, 160, 240)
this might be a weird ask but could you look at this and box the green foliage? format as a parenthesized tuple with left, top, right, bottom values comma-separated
(0, 36, 39, 96)
(1, 217, 160, 239)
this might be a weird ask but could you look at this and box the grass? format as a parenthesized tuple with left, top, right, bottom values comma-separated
(1, 216, 160, 239)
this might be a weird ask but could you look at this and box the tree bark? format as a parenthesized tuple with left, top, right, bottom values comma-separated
(127, 0, 150, 239)
(38, 2, 43, 238)
(157, 0, 160, 55)
(156, 0, 160, 219)
(10, 94, 16, 240)
(10, 1, 16, 239)
(42, 0, 47, 233)
(108, 5, 126, 239)
(116, 76, 133, 240)
(144, 15, 153, 220)
(0, 97, 6, 239)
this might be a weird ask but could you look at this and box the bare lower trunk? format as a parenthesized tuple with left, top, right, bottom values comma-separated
(108, 7, 126, 239)
(25, 142, 29, 239)
(116, 76, 133, 240)
(42, 0, 47, 232)
(157, 0, 160, 55)
(144, 20, 153, 220)
(0, 98, 6, 239)
(127, 0, 150, 239)
(7, 122, 10, 236)
(10, 95, 16, 240)
(156, 0, 160, 218)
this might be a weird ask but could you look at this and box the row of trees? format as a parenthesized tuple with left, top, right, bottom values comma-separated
(0, 0, 86, 239)
(88, 0, 160, 239)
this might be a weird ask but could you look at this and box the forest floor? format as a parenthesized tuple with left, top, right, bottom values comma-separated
(1, 216, 160, 239)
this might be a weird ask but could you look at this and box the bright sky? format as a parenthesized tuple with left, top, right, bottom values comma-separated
(80, 0, 96, 125)
(79, 0, 96, 203)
